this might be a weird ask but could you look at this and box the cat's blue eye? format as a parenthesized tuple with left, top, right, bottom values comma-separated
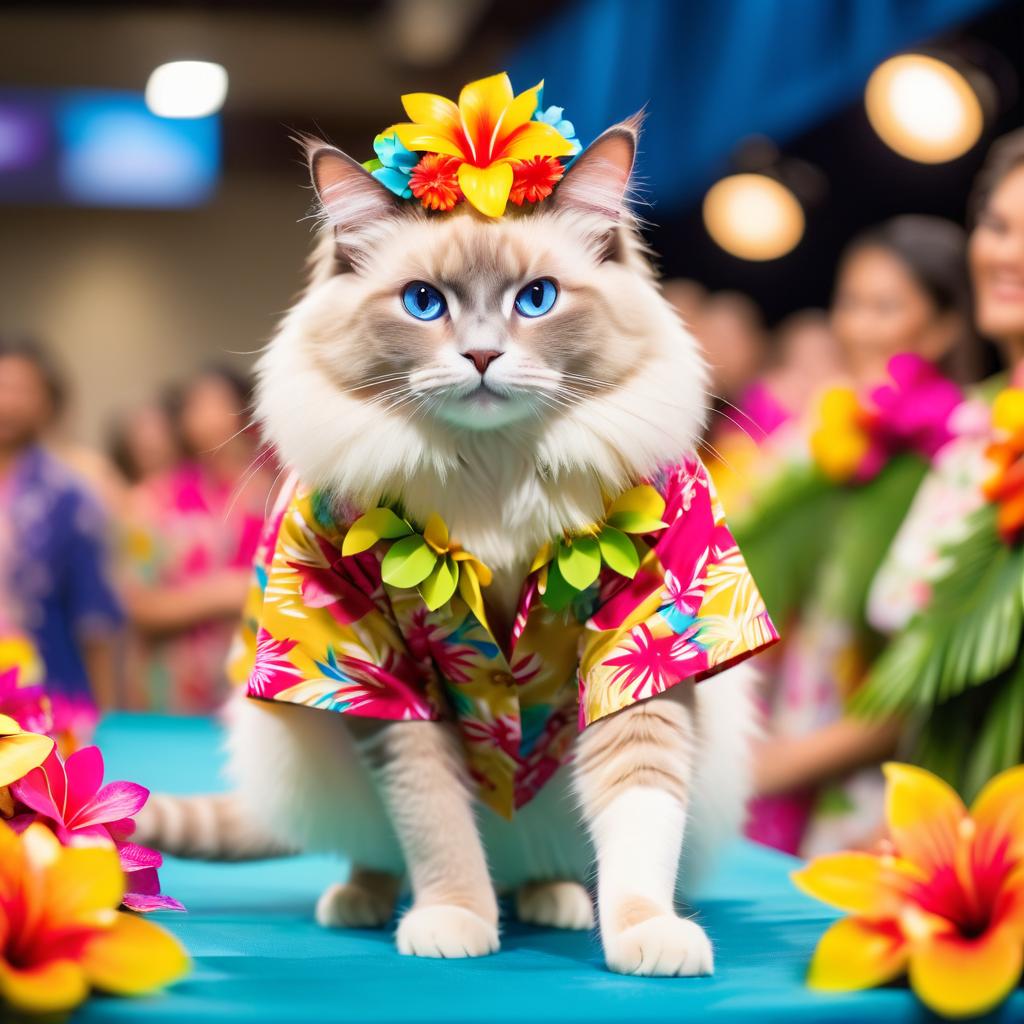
(402, 281, 447, 321)
(514, 278, 558, 318)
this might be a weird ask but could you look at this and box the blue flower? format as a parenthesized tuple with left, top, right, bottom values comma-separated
(534, 105, 582, 156)
(364, 132, 418, 198)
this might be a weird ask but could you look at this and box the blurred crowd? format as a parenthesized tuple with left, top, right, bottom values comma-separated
(1, 126, 1023, 860)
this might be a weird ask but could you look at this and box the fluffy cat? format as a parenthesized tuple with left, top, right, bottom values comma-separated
(137, 118, 758, 976)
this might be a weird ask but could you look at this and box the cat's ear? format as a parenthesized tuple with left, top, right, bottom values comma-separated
(554, 114, 640, 221)
(301, 136, 400, 271)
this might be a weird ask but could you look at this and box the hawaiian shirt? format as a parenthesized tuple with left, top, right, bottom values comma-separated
(234, 456, 778, 818)
(0, 446, 122, 702)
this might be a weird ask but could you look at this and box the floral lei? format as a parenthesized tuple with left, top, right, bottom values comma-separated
(362, 72, 581, 219)
(343, 483, 668, 622)
(982, 386, 1024, 544)
(809, 353, 962, 484)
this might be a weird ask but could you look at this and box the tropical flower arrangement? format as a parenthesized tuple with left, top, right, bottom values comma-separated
(981, 386, 1024, 544)
(363, 72, 581, 218)
(794, 762, 1024, 1019)
(736, 353, 962, 631)
(854, 383, 1024, 795)
(810, 353, 962, 484)
(0, 645, 188, 1014)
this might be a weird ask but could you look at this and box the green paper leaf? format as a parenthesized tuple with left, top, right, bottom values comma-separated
(542, 558, 577, 612)
(598, 526, 640, 578)
(557, 536, 602, 591)
(605, 510, 668, 534)
(381, 535, 437, 588)
(420, 555, 458, 611)
(342, 507, 412, 556)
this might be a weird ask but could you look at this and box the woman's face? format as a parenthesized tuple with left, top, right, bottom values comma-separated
(180, 375, 246, 455)
(0, 357, 52, 450)
(830, 246, 953, 382)
(970, 164, 1024, 347)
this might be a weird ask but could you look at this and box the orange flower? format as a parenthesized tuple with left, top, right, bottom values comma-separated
(0, 821, 189, 1014)
(509, 156, 565, 206)
(794, 763, 1024, 1018)
(409, 154, 463, 211)
(383, 72, 574, 217)
(982, 388, 1024, 543)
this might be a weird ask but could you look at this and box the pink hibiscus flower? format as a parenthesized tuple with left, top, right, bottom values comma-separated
(0, 666, 51, 735)
(604, 623, 703, 698)
(10, 746, 183, 912)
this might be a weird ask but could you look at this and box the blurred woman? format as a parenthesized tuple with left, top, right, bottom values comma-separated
(121, 366, 275, 714)
(855, 130, 1024, 798)
(109, 399, 182, 487)
(741, 215, 976, 856)
(0, 337, 122, 715)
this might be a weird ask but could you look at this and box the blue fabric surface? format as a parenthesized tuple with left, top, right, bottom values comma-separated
(510, 0, 999, 209)
(73, 713, 1017, 1023)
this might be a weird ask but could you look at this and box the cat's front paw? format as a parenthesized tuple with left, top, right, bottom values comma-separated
(603, 914, 713, 977)
(316, 880, 395, 929)
(396, 905, 499, 958)
(516, 880, 594, 930)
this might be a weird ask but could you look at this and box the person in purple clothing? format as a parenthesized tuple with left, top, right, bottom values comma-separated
(0, 337, 122, 711)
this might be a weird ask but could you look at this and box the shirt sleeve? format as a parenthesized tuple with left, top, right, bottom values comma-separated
(578, 456, 779, 726)
(64, 488, 124, 636)
(243, 484, 438, 722)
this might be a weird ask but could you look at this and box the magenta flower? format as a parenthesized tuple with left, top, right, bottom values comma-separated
(870, 353, 962, 461)
(10, 746, 183, 912)
(0, 665, 52, 736)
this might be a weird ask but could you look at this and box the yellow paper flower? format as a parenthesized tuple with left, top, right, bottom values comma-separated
(0, 821, 189, 1014)
(342, 507, 493, 626)
(793, 762, 1024, 1019)
(383, 72, 575, 217)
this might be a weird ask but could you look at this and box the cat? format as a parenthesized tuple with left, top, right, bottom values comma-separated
(135, 117, 761, 976)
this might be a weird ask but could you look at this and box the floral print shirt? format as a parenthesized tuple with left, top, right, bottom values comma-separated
(233, 456, 778, 818)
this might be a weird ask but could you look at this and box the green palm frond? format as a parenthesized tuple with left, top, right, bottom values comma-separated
(733, 463, 839, 625)
(853, 503, 1024, 719)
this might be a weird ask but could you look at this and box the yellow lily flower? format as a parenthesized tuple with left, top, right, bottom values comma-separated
(794, 762, 1024, 1019)
(0, 821, 189, 1014)
(383, 72, 574, 217)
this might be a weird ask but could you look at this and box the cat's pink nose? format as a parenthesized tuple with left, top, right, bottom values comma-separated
(463, 349, 503, 375)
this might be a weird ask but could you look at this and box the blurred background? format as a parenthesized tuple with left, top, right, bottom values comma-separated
(1, 0, 1023, 856)
(2, 0, 1020, 440)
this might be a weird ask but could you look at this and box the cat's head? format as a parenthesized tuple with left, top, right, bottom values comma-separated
(257, 118, 708, 505)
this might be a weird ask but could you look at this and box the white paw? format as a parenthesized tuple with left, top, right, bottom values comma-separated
(316, 881, 394, 929)
(516, 881, 595, 930)
(396, 905, 499, 959)
(604, 914, 714, 977)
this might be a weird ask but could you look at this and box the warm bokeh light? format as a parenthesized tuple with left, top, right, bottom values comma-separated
(865, 53, 983, 164)
(145, 61, 228, 119)
(702, 173, 805, 261)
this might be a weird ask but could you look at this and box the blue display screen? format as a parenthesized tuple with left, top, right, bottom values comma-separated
(0, 88, 220, 208)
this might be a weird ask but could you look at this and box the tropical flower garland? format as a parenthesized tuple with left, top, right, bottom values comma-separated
(341, 484, 669, 622)
(736, 353, 963, 629)
(794, 762, 1024, 1019)
(854, 383, 1024, 795)
(362, 72, 581, 218)
(0, 640, 188, 1014)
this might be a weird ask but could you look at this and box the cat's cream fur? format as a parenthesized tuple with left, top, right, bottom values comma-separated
(143, 120, 757, 976)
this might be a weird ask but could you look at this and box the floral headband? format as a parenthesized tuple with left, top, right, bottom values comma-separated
(361, 72, 582, 219)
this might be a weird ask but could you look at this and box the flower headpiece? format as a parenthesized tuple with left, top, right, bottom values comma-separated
(362, 72, 581, 218)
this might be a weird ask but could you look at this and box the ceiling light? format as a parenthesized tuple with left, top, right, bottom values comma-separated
(702, 173, 805, 261)
(145, 61, 228, 119)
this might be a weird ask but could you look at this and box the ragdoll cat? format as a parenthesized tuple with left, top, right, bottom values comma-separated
(136, 111, 776, 976)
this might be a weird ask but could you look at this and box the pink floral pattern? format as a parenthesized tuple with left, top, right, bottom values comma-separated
(234, 457, 778, 817)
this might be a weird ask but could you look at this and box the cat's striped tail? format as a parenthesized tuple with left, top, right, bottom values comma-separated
(134, 792, 296, 861)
